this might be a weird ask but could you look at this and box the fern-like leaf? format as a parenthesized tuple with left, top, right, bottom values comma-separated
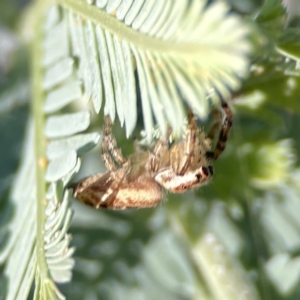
(0, 122, 36, 300)
(49, 0, 251, 140)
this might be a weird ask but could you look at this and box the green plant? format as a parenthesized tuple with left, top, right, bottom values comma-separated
(1, 0, 300, 299)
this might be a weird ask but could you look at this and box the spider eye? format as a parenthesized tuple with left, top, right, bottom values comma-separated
(195, 173, 201, 180)
(182, 185, 187, 189)
(202, 167, 209, 177)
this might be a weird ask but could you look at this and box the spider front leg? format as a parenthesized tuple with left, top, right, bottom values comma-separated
(206, 99, 233, 161)
(214, 99, 233, 160)
(207, 108, 222, 141)
(150, 128, 171, 172)
(101, 116, 127, 171)
(171, 109, 197, 175)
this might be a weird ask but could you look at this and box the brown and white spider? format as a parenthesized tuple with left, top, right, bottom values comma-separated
(71, 99, 233, 209)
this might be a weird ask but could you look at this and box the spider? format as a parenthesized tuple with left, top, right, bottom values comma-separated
(71, 99, 233, 209)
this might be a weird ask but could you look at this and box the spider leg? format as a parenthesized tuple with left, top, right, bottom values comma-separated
(172, 109, 197, 175)
(204, 107, 222, 161)
(101, 116, 127, 171)
(207, 108, 222, 141)
(212, 99, 233, 160)
(150, 127, 171, 172)
(101, 152, 116, 171)
(101, 117, 115, 171)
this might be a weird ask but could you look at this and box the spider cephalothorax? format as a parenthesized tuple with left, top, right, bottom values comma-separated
(71, 99, 232, 209)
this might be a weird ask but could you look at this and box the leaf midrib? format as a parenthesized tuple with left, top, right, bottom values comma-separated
(60, 0, 212, 54)
(31, 0, 52, 288)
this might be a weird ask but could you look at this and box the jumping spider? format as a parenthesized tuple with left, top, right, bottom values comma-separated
(71, 99, 233, 209)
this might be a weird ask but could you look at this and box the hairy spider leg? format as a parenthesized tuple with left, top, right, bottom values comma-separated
(104, 116, 127, 165)
(213, 99, 233, 160)
(204, 107, 222, 161)
(100, 116, 141, 207)
(173, 109, 197, 175)
(150, 128, 172, 172)
(101, 139, 116, 172)
(207, 109, 222, 141)
(101, 116, 127, 171)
